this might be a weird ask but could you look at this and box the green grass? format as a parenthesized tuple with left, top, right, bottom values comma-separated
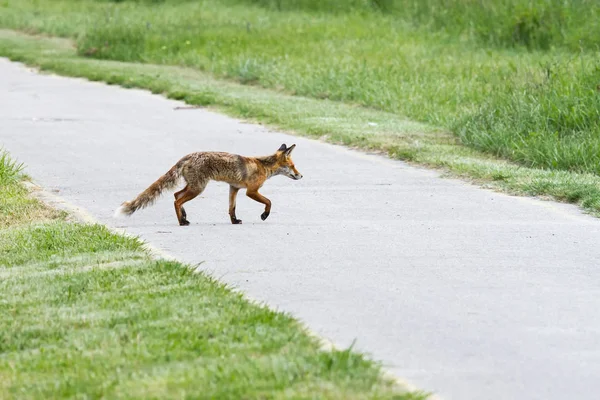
(3, 29, 600, 217)
(227, 0, 600, 51)
(1, 0, 600, 177)
(0, 148, 62, 228)
(0, 222, 143, 267)
(0, 153, 423, 398)
(0, 149, 24, 186)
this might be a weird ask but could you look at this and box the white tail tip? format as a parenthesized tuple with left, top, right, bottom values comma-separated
(113, 204, 128, 218)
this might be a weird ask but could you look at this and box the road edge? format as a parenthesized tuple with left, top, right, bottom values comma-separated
(23, 179, 436, 399)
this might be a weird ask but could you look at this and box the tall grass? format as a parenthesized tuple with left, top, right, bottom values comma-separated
(456, 59, 600, 174)
(0, 149, 24, 186)
(227, 0, 600, 51)
(1, 0, 599, 175)
(62, 0, 600, 52)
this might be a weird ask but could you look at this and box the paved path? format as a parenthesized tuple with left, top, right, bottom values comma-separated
(2, 58, 600, 400)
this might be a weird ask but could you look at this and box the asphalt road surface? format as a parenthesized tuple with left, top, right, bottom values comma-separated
(2, 58, 600, 400)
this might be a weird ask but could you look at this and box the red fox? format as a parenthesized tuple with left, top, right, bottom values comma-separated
(115, 144, 302, 225)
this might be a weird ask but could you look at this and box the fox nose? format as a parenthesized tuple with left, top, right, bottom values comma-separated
(296, 174, 303, 180)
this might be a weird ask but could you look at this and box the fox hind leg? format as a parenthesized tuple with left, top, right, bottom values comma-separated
(174, 186, 189, 220)
(174, 183, 204, 226)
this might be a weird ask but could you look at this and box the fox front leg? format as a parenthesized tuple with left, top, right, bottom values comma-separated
(246, 189, 271, 221)
(229, 186, 242, 224)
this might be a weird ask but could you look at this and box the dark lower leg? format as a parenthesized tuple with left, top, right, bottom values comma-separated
(229, 186, 242, 224)
(174, 201, 189, 226)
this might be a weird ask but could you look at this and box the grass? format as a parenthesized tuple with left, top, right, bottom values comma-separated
(3, 30, 600, 217)
(0, 153, 424, 398)
(0, 149, 62, 229)
(227, 0, 600, 51)
(1, 0, 600, 177)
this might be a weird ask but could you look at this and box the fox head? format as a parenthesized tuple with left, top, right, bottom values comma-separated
(276, 143, 303, 180)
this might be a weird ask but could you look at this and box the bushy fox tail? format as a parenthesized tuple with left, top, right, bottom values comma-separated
(114, 164, 182, 217)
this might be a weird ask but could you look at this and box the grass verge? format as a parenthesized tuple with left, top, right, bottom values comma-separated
(2, 30, 600, 217)
(0, 151, 424, 398)
(0, 148, 63, 229)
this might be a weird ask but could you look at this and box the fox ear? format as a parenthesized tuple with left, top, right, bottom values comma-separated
(283, 144, 296, 157)
(278, 144, 287, 152)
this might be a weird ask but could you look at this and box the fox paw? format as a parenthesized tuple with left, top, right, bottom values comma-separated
(261, 211, 270, 221)
(179, 219, 190, 226)
(231, 219, 243, 225)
